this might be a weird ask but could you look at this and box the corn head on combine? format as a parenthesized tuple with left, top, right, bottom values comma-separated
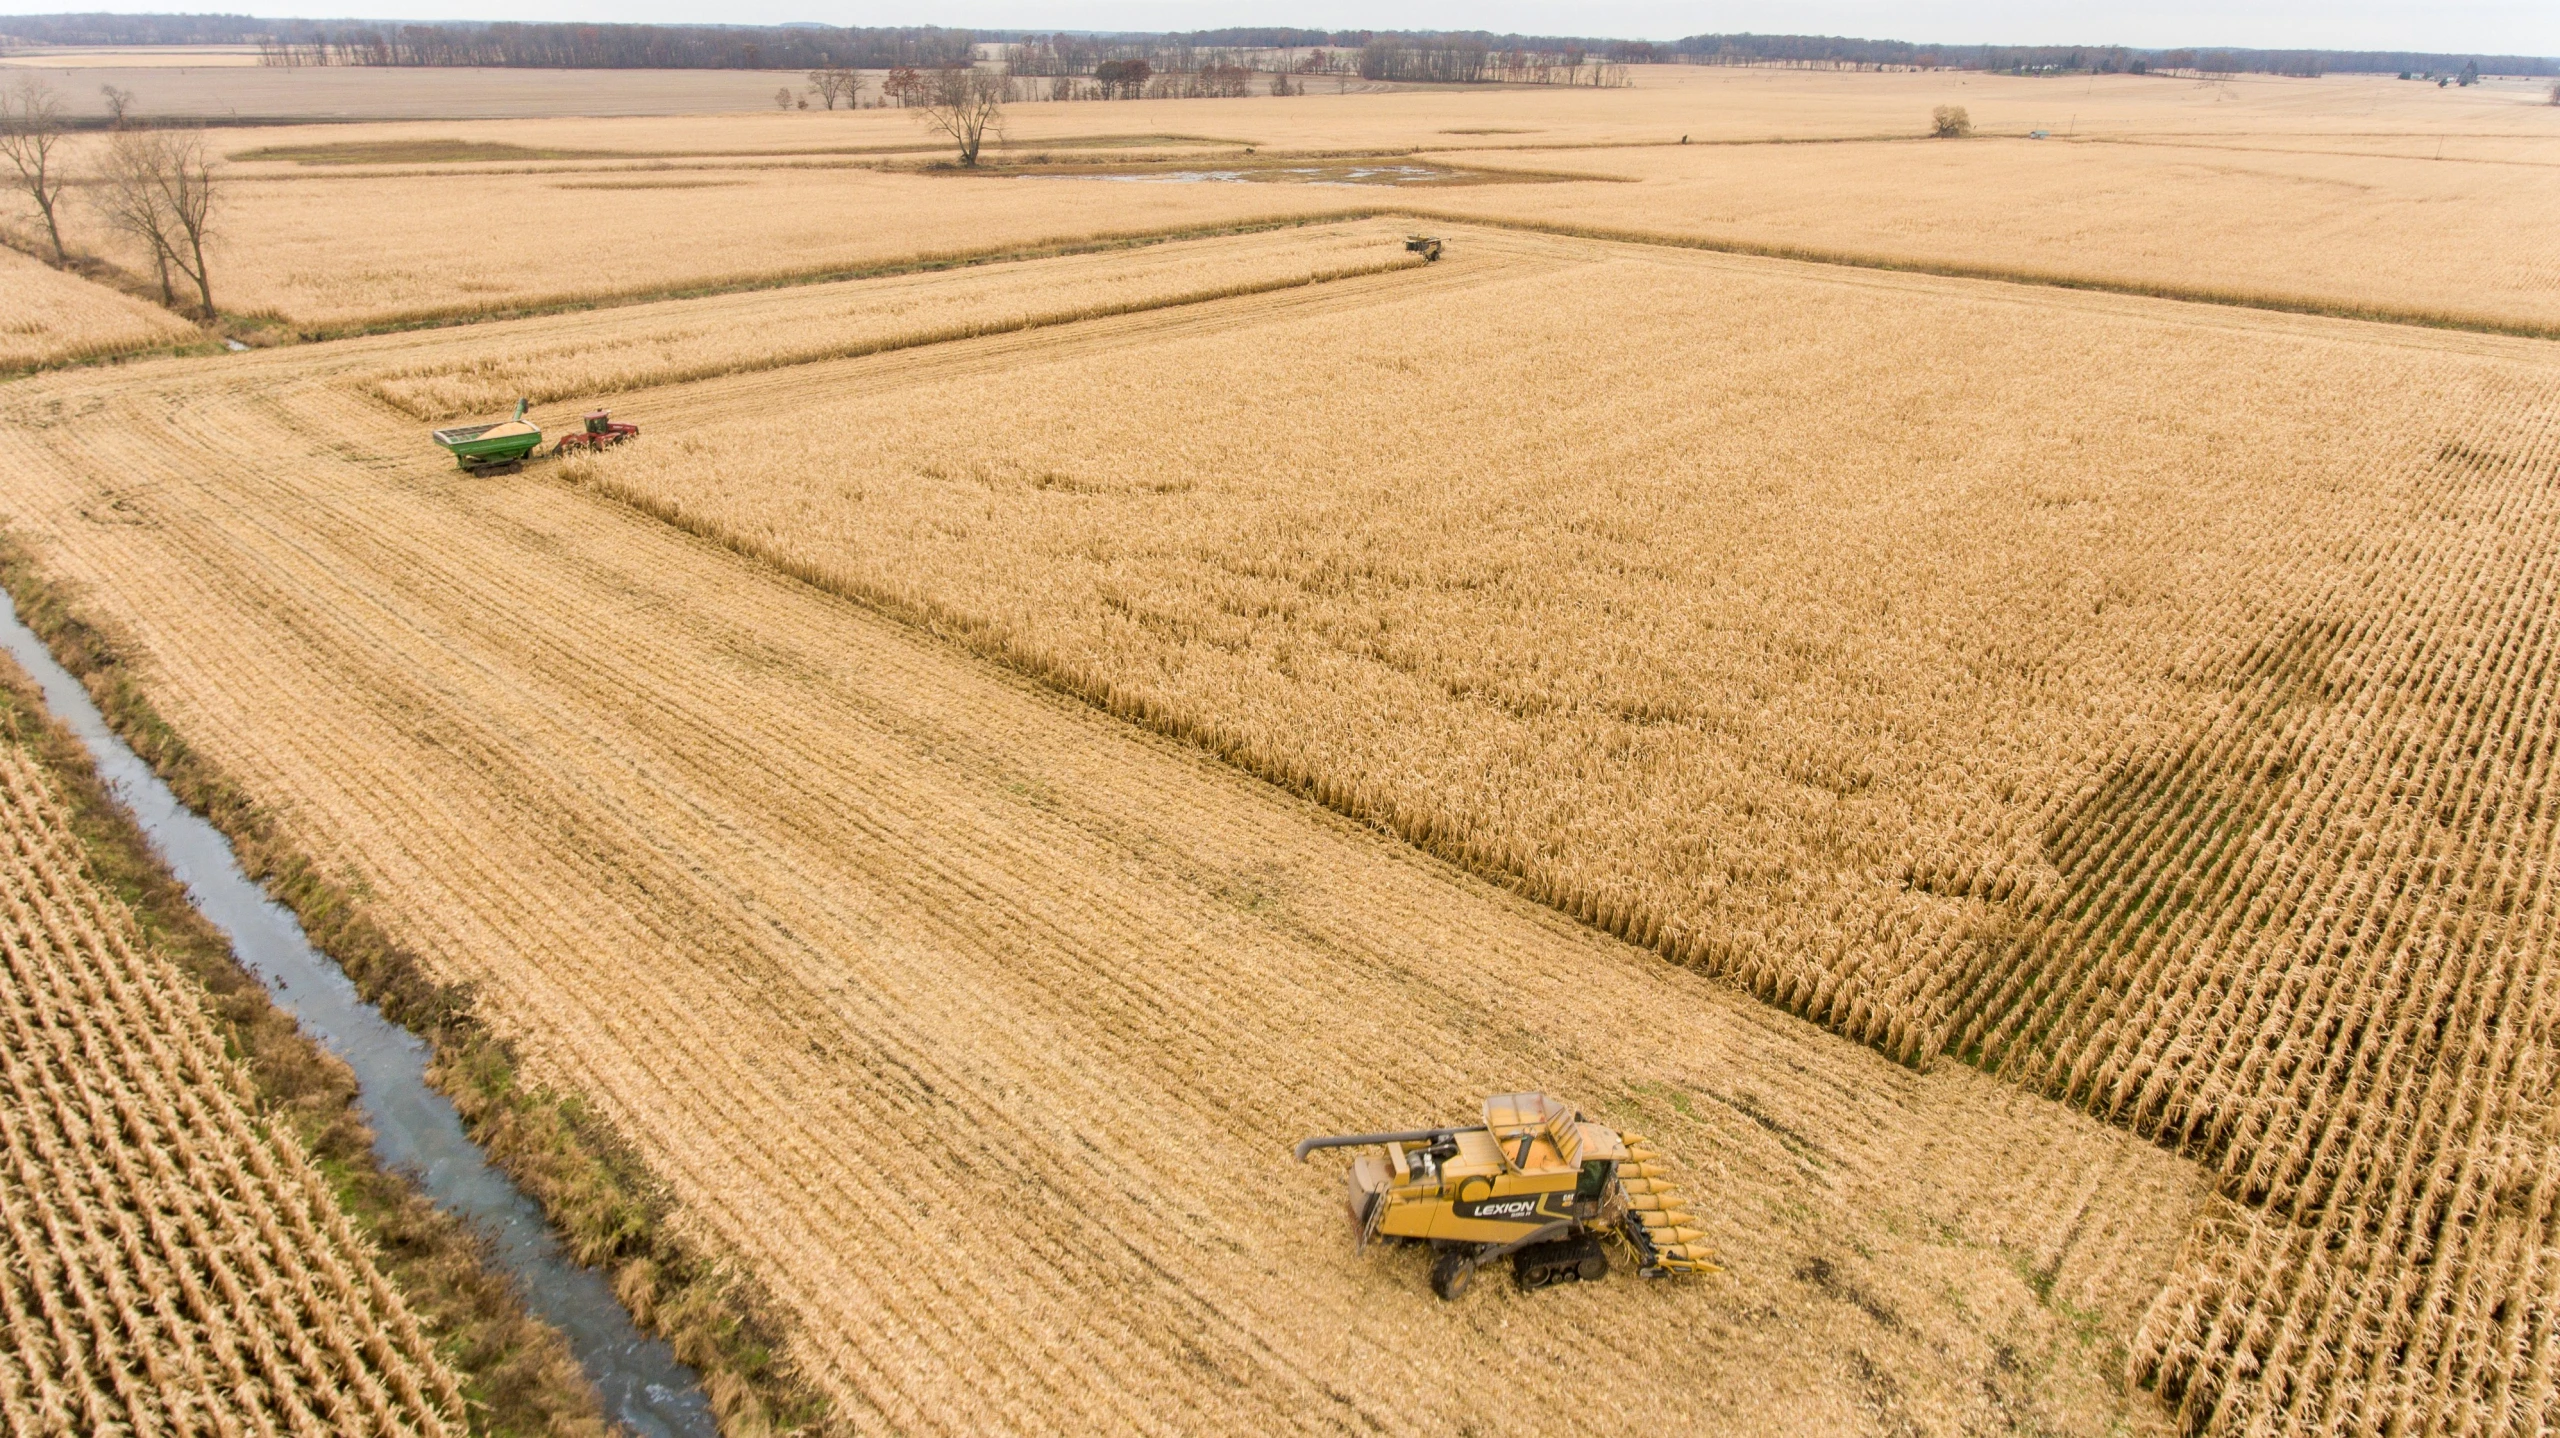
(1295, 1092, 1719, 1299)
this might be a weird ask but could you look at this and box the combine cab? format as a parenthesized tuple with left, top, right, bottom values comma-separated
(1296, 1091, 1719, 1299)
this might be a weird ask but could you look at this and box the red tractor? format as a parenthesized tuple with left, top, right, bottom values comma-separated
(552, 409, 639, 455)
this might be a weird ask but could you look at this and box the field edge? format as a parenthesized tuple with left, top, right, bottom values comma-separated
(1400, 209, 2560, 342)
(0, 627, 610, 1430)
(0, 527, 836, 1437)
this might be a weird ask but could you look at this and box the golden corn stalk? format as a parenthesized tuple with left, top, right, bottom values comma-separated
(0, 742, 464, 1433)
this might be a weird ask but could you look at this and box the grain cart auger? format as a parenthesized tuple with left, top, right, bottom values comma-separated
(1294, 1092, 1720, 1300)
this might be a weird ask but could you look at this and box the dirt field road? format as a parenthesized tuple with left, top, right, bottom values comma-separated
(0, 257, 2207, 1431)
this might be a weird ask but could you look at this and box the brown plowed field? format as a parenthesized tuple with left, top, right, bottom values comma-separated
(0, 237, 2208, 1432)
(0, 700, 463, 1433)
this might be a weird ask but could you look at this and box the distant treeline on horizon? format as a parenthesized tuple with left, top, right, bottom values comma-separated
(0, 13, 2551, 77)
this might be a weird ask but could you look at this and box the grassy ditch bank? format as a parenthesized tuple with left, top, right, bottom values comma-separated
(0, 530, 832, 1435)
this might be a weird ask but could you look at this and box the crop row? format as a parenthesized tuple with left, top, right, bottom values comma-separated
(0, 742, 461, 1436)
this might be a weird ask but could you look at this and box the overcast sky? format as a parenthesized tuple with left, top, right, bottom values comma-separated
(4, 1, 2550, 56)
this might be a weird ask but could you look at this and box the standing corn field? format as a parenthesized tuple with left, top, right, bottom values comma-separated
(555, 225, 2560, 1434)
(0, 717, 468, 1433)
(0, 269, 2212, 1432)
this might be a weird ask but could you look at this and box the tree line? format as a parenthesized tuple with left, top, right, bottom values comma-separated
(1001, 33, 1629, 89)
(247, 23, 974, 71)
(1660, 34, 2558, 77)
(2, 14, 2550, 79)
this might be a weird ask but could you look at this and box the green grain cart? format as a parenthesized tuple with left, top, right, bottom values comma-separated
(431, 398, 545, 472)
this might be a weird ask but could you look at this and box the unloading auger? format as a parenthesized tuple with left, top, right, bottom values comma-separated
(1294, 1091, 1721, 1300)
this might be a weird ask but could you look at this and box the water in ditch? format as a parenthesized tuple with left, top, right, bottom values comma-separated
(0, 590, 716, 1438)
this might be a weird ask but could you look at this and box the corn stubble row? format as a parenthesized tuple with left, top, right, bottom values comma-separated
(192, 165, 1362, 327)
(0, 740, 461, 1435)
(576, 234, 2560, 1432)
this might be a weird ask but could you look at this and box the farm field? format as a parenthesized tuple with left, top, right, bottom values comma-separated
(69, 64, 2560, 147)
(0, 60, 836, 120)
(0, 245, 198, 370)
(0, 251, 2214, 1432)
(348, 217, 1421, 415)
(0, 660, 466, 1433)
(2, 54, 2557, 1438)
(163, 164, 1368, 327)
(14, 67, 2549, 334)
(546, 225, 2560, 1433)
(1416, 133, 2560, 328)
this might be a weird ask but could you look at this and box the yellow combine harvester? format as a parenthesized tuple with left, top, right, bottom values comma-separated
(1295, 1092, 1720, 1299)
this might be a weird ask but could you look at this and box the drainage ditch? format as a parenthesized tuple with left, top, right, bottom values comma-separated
(0, 589, 716, 1438)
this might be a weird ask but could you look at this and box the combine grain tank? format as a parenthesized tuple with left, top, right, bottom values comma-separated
(1295, 1091, 1719, 1299)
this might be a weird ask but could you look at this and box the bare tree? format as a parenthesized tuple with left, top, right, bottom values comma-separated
(98, 84, 136, 128)
(97, 135, 177, 304)
(1930, 105, 1972, 137)
(0, 77, 72, 262)
(918, 67, 1007, 166)
(808, 66, 862, 110)
(774, 86, 795, 111)
(99, 129, 219, 317)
